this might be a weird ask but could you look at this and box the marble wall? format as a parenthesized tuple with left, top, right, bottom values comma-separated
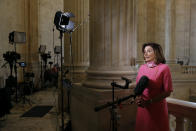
(190, 0, 196, 65)
(0, 0, 27, 85)
(0, 0, 64, 88)
(137, 0, 196, 66)
(38, 0, 64, 65)
(0, 0, 196, 91)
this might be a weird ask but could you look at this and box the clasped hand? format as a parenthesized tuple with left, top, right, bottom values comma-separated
(135, 96, 150, 108)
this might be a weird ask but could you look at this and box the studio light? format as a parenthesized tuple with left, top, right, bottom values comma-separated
(54, 11, 75, 33)
(9, 31, 26, 43)
(54, 46, 61, 54)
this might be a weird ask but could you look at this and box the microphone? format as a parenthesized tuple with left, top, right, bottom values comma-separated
(134, 75, 149, 96)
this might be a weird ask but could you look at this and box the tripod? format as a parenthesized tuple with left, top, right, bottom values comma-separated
(40, 56, 44, 88)
(3, 45, 20, 103)
(20, 65, 33, 105)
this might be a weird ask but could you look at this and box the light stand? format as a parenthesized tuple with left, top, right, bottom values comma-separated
(57, 54, 59, 67)
(39, 45, 46, 88)
(19, 62, 32, 105)
(54, 45, 61, 67)
(59, 32, 73, 131)
(64, 32, 74, 131)
(13, 43, 19, 103)
(40, 57, 43, 87)
(68, 32, 74, 82)
(54, 11, 75, 131)
(21, 63, 26, 104)
(59, 30, 65, 131)
(58, 31, 71, 131)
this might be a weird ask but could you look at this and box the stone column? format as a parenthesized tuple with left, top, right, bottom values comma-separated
(136, 0, 147, 65)
(184, 0, 191, 65)
(64, 0, 89, 83)
(165, 0, 176, 64)
(83, 0, 137, 89)
(164, 0, 182, 72)
(70, 1, 137, 131)
(26, 0, 40, 87)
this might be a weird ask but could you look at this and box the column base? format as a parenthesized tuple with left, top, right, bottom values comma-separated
(83, 69, 137, 89)
(64, 65, 89, 84)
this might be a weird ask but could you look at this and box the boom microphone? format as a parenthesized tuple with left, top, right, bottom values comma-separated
(134, 75, 149, 96)
(94, 76, 149, 112)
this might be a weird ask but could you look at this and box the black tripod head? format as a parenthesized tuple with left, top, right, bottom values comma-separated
(3, 51, 21, 76)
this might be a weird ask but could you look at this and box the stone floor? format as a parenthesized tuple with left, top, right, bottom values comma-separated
(0, 87, 64, 131)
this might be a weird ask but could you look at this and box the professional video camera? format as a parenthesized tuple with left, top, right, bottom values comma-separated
(3, 51, 21, 63)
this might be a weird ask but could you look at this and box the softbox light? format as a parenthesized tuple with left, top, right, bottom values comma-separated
(9, 31, 26, 43)
(54, 46, 61, 54)
(54, 11, 75, 33)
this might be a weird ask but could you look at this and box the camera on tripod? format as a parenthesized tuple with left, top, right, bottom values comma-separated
(3, 51, 21, 63)
(41, 53, 51, 62)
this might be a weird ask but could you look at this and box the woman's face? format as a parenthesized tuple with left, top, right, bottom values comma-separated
(144, 46, 156, 63)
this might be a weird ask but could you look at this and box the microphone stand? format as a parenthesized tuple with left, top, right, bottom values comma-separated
(95, 75, 149, 113)
(111, 80, 117, 131)
(94, 79, 132, 131)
